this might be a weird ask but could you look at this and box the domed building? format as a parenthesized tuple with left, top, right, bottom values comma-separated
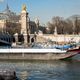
(0, 4, 20, 22)
(0, 4, 20, 34)
(0, 4, 46, 35)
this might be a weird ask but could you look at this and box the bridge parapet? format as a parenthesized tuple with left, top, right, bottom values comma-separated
(36, 35, 48, 42)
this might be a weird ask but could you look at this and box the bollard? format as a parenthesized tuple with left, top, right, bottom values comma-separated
(0, 69, 17, 80)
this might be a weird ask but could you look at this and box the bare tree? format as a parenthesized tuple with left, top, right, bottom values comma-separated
(47, 15, 80, 34)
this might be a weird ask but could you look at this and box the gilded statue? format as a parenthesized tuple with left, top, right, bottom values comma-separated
(22, 4, 26, 11)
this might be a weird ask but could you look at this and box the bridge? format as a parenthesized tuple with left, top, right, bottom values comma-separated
(0, 39, 11, 46)
(12, 34, 80, 46)
(36, 35, 49, 42)
(0, 33, 12, 46)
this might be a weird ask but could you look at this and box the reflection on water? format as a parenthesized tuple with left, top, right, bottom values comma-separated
(0, 60, 80, 80)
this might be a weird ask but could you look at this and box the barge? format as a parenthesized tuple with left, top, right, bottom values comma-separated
(0, 48, 79, 60)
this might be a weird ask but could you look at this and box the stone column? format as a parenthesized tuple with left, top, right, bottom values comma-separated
(35, 18, 39, 34)
(54, 26, 57, 36)
(14, 33, 18, 43)
(34, 32, 37, 42)
(21, 4, 28, 44)
(13, 33, 18, 47)
(23, 33, 27, 44)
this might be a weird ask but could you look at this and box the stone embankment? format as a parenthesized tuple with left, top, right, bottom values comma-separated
(36, 34, 80, 43)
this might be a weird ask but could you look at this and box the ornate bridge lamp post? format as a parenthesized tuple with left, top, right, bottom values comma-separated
(27, 17, 30, 44)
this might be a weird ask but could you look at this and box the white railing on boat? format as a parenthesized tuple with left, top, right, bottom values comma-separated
(0, 49, 67, 53)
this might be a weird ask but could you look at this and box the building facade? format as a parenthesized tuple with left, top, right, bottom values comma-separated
(0, 4, 37, 34)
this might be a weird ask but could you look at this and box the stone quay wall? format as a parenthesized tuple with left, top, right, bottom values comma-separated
(14, 34, 80, 43)
(36, 34, 80, 43)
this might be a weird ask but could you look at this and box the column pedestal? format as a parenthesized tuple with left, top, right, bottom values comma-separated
(14, 33, 18, 43)
(23, 33, 27, 44)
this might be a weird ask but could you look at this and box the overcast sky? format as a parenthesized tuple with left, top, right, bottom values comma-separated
(0, 0, 80, 24)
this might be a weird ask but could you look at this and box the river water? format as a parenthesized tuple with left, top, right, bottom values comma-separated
(0, 59, 80, 80)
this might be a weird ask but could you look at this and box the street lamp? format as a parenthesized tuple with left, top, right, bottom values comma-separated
(27, 16, 30, 43)
(27, 16, 30, 34)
